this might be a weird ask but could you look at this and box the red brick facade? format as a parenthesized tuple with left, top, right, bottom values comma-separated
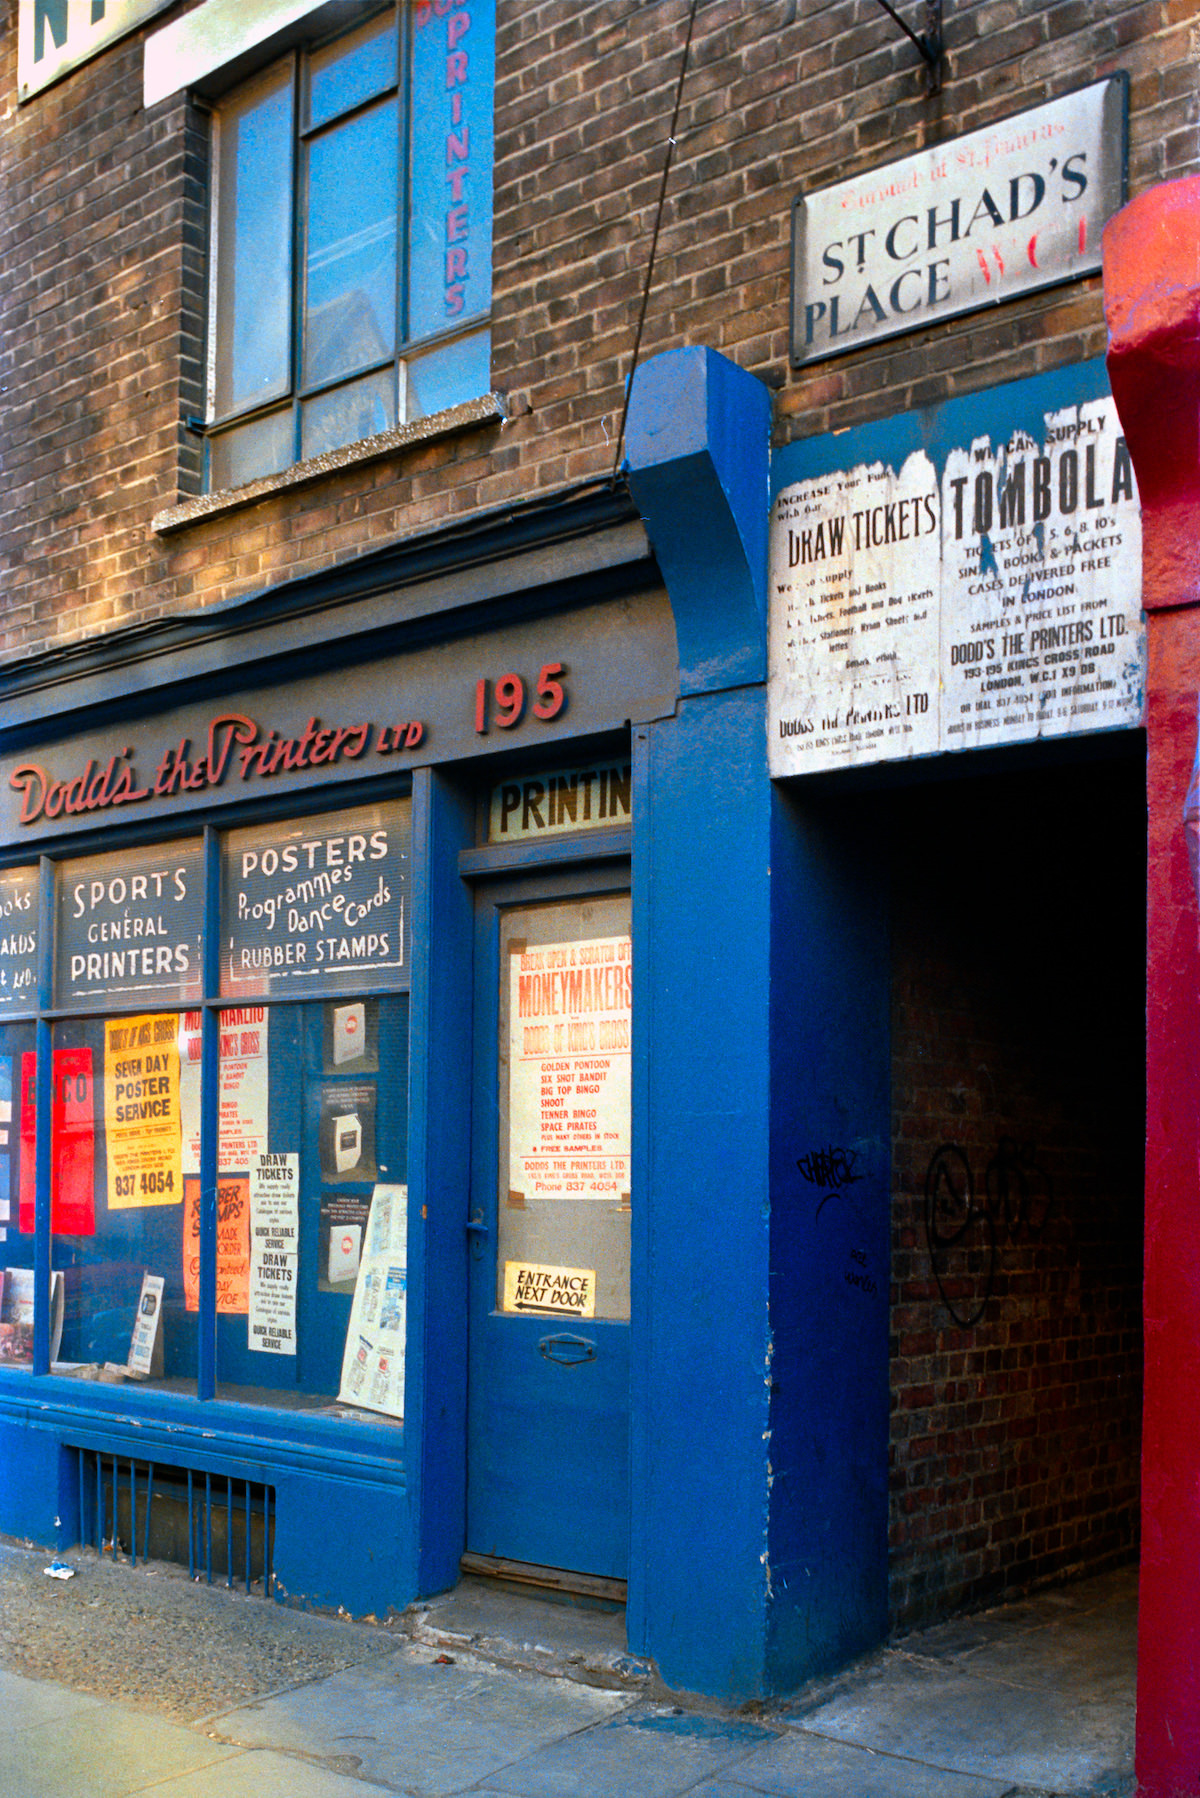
(888, 761, 1145, 1628)
(2, 1, 1195, 654)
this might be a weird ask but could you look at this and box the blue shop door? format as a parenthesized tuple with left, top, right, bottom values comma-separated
(466, 883, 631, 1581)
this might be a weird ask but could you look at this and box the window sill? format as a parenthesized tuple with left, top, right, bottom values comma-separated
(0, 1368, 407, 1466)
(152, 391, 507, 536)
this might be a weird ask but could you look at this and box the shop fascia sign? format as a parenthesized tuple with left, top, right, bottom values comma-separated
(6, 710, 426, 830)
(18, 0, 174, 100)
(791, 76, 1128, 365)
(5, 659, 573, 830)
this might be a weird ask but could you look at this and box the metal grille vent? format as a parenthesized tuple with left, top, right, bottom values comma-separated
(73, 1449, 275, 1594)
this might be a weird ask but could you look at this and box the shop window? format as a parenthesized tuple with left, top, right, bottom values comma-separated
(2, 797, 412, 1424)
(205, 0, 495, 492)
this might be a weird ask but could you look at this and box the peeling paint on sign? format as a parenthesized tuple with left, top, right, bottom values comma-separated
(768, 366, 1144, 776)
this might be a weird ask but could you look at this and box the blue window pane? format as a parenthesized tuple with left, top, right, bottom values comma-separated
(209, 408, 294, 491)
(407, 0, 494, 343)
(406, 329, 491, 420)
(303, 101, 398, 389)
(214, 66, 294, 418)
(301, 367, 397, 460)
(307, 9, 397, 131)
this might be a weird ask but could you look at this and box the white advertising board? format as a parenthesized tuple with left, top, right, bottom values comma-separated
(769, 368, 1143, 776)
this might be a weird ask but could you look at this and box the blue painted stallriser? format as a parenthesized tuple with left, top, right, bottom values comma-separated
(0, 1412, 416, 1621)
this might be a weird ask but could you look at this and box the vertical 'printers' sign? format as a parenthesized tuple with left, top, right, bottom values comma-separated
(768, 361, 1143, 776)
(791, 78, 1127, 364)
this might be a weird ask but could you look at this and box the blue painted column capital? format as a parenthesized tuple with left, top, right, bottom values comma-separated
(625, 346, 771, 695)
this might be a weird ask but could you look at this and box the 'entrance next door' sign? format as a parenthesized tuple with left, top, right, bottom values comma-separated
(767, 362, 1143, 777)
(790, 78, 1127, 365)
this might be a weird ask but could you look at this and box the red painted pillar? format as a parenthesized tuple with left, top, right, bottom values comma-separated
(1105, 177, 1200, 1798)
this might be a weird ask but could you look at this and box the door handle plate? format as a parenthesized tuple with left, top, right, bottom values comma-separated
(538, 1333, 596, 1366)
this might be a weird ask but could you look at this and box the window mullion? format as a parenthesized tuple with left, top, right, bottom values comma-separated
(31, 858, 54, 1375)
(396, 0, 410, 417)
(289, 48, 305, 468)
(197, 827, 221, 1400)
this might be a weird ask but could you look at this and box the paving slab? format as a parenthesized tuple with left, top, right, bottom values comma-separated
(474, 1706, 778, 1798)
(684, 1728, 1021, 1797)
(209, 1642, 630, 1796)
(0, 1663, 105, 1732)
(138, 1746, 397, 1797)
(784, 1654, 1133, 1795)
(897, 1565, 1138, 1687)
(0, 1699, 241, 1797)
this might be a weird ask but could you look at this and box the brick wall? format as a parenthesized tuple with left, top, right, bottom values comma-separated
(888, 755, 1144, 1630)
(1, 0, 1196, 653)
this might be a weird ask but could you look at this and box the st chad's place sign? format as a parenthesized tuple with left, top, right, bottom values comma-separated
(791, 77, 1128, 365)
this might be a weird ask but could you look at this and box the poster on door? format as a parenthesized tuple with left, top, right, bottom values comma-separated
(104, 1016, 181, 1210)
(507, 934, 631, 1203)
(18, 1048, 96, 1235)
(182, 1175, 250, 1313)
(179, 1008, 269, 1174)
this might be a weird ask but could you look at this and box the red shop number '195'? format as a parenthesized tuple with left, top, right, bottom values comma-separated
(474, 664, 567, 734)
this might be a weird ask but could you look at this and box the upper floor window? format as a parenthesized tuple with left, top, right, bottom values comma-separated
(206, 1, 494, 493)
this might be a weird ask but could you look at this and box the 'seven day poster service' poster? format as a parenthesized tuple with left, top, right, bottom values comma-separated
(104, 1015, 182, 1209)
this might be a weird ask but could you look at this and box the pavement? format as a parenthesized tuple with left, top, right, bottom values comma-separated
(0, 1542, 1136, 1797)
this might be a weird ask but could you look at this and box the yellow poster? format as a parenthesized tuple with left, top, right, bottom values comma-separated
(104, 1014, 182, 1209)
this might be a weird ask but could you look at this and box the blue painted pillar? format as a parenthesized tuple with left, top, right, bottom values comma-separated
(765, 788, 891, 1682)
(627, 349, 775, 1696)
(408, 766, 476, 1597)
(625, 347, 768, 693)
(629, 690, 775, 1698)
(626, 347, 890, 1699)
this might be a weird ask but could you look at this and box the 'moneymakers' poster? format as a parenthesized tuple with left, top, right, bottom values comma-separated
(507, 935, 632, 1205)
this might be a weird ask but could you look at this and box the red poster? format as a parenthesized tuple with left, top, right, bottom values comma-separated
(18, 1049, 97, 1237)
(18, 1053, 34, 1230)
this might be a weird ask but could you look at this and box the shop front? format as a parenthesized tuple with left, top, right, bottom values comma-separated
(0, 478, 667, 1578)
(0, 358, 835, 1703)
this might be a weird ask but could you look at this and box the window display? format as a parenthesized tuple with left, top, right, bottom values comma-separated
(3, 795, 412, 1419)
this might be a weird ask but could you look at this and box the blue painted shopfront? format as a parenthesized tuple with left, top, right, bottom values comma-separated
(0, 348, 893, 1702)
